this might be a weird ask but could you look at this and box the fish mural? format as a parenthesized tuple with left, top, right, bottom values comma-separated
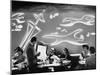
(60, 14, 95, 27)
(11, 1, 96, 53)
(42, 28, 87, 46)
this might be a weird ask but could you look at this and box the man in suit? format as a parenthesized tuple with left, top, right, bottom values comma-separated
(26, 37, 40, 72)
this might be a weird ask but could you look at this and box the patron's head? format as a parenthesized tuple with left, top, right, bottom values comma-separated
(82, 44, 89, 50)
(31, 37, 37, 44)
(90, 46, 96, 54)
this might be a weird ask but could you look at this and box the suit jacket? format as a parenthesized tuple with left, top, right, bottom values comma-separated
(26, 42, 37, 65)
(26, 41, 42, 65)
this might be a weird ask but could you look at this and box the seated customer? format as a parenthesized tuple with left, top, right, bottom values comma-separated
(12, 47, 25, 65)
(63, 48, 81, 70)
(12, 47, 26, 71)
(47, 48, 60, 64)
(64, 48, 71, 60)
(12, 47, 23, 60)
(89, 46, 96, 55)
(85, 46, 96, 69)
(81, 45, 90, 58)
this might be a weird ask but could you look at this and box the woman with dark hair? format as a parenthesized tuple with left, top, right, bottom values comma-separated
(64, 48, 71, 60)
(81, 44, 90, 58)
(82, 45, 89, 50)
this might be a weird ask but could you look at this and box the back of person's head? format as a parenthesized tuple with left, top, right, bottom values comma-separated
(31, 37, 37, 43)
(14, 47, 23, 54)
(82, 44, 89, 50)
(64, 48, 69, 52)
(90, 46, 96, 54)
(13, 47, 23, 59)
(64, 48, 69, 55)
